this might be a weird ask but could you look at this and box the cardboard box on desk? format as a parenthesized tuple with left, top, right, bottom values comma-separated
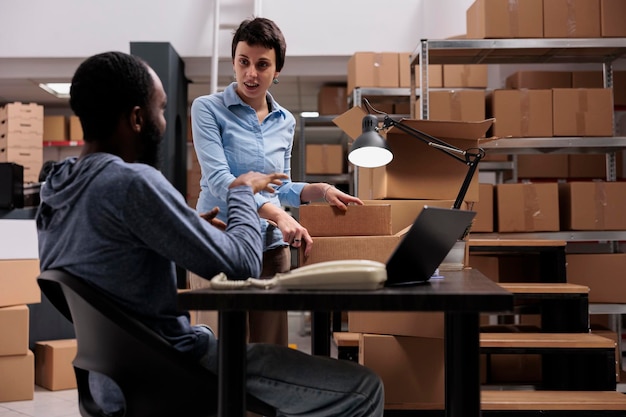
(333, 106, 493, 201)
(298, 233, 405, 267)
(299, 199, 457, 237)
(559, 181, 626, 230)
(359, 333, 445, 410)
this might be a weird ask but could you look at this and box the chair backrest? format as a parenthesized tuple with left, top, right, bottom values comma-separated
(37, 269, 275, 417)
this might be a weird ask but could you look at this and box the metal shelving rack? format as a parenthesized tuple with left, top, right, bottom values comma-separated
(297, 115, 353, 193)
(409, 38, 626, 389)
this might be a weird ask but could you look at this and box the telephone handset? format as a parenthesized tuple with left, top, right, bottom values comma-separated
(210, 259, 387, 290)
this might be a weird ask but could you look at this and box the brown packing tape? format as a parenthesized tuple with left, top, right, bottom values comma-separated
(461, 66, 470, 87)
(594, 182, 607, 230)
(576, 90, 588, 135)
(523, 184, 541, 230)
(374, 53, 382, 87)
(450, 91, 462, 121)
(519, 89, 530, 137)
(321, 145, 329, 173)
(566, 0, 576, 36)
(508, 0, 520, 38)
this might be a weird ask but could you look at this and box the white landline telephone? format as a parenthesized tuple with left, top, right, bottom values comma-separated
(210, 259, 387, 290)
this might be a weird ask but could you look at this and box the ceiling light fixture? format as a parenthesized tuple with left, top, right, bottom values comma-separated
(38, 82, 71, 99)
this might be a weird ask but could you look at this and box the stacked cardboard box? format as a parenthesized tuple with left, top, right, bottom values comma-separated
(0, 259, 41, 402)
(0, 216, 41, 401)
(305, 144, 344, 175)
(490, 70, 622, 180)
(317, 84, 348, 116)
(466, 0, 626, 39)
(298, 200, 460, 409)
(0, 102, 44, 183)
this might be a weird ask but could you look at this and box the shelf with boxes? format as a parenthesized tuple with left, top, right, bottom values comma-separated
(297, 115, 353, 193)
(409, 27, 626, 396)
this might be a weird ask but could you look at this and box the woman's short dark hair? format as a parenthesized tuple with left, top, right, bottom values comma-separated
(69, 51, 153, 142)
(231, 17, 286, 72)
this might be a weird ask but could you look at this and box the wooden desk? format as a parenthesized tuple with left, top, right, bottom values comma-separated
(178, 269, 513, 417)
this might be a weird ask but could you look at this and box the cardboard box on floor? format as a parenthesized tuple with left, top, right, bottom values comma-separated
(349, 311, 445, 339)
(35, 339, 78, 391)
(0, 350, 34, 402)
(333, 106, 493, 201)
(359, 333, 445, 410)
(299, 199, 457, 237)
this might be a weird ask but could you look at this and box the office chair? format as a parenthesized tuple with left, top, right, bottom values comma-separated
(37, 269, 276, 417)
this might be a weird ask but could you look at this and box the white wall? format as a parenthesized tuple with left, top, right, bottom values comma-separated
(0, 0, 474, 59)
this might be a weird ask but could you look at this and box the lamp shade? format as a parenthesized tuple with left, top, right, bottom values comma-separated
(348, 114, 393, 168)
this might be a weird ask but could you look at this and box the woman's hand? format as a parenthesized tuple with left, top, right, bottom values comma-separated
(322, 185, 364, 212)
(229, 171, 288, 194)
(259, 203, 314, 257)
(275, 213, 313, 257)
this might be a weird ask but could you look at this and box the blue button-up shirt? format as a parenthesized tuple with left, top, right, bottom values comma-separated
(191, 82, 306, 250)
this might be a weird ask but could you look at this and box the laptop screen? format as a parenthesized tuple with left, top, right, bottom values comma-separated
(385, 206, 476, 286)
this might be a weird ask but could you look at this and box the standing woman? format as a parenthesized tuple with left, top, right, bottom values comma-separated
(191, 17, 362, 346)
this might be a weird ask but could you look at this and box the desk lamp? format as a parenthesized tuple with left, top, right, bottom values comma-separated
(348, 99, 486, 210)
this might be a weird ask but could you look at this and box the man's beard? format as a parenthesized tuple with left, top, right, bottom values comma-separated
(137, 117, 163, 168)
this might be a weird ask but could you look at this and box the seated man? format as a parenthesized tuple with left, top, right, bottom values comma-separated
(36, 51, 384, 417)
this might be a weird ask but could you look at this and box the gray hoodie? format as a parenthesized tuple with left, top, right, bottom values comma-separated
(37, 152, 263, 359)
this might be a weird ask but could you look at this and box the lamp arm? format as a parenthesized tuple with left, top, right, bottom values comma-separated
(380, 115, 487, 210)
(453, 150, 483, 210)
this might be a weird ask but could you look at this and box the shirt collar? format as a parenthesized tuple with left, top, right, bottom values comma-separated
(223, 82, 286, 119)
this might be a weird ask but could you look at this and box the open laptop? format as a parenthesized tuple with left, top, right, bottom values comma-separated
(384, 206, 476, 287)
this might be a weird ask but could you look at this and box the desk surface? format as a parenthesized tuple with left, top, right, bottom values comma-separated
(178, 268, 513, 313)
